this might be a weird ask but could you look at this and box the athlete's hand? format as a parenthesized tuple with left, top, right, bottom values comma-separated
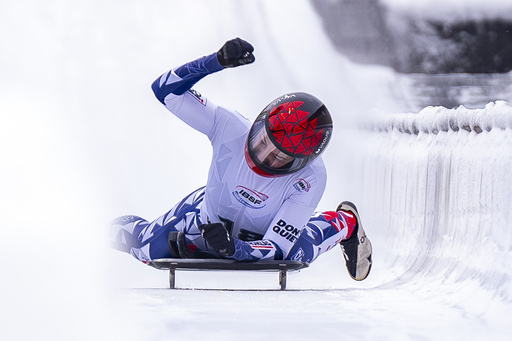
(199, 223, 235, 257)
(217, 37, 255, 68)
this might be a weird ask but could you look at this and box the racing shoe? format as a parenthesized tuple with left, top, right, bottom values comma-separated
(337, 201, 372, 281)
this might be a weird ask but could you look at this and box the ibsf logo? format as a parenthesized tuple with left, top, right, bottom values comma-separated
(232, 186, 268, 209)
(293, 178, 311, 192)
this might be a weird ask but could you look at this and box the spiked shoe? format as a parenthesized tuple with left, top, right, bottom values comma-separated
(337, 201, 373, 281)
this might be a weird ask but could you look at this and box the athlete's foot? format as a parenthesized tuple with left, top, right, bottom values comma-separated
(337, 201, 372, 281)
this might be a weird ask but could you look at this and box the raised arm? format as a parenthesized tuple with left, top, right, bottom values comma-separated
(151, 37, 255, 103)
(151, 38, 255, 135)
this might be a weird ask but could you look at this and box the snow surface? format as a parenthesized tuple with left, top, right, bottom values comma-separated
(1, 1, 511, 340)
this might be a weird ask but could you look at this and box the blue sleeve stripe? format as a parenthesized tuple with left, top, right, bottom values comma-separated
(152, 53, 223, 104)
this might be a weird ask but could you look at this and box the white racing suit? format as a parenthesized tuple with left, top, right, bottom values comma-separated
(110, 53, 355, 263)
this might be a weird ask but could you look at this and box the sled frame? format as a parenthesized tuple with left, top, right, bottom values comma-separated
(148, 258, 309, 290)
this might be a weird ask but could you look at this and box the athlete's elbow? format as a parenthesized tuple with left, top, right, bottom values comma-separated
(151, 78, 167, 105)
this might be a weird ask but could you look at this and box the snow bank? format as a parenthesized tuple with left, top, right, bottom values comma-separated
(371, 100, 512, 133)
(350, 101, 512, 305)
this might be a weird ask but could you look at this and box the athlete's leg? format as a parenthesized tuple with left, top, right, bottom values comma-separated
(287, 202, 372, 281)
(286, 210, 356, 263)
(109, 187, 206, 263)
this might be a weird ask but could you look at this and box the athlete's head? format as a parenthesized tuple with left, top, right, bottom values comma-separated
(245, 92, 333, 177)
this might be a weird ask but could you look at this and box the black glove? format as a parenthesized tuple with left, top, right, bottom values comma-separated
(199, 223, 235, 257)
(217, 37, 255, 68)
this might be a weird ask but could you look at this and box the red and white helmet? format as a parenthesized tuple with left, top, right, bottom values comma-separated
(245, 92, 333, 177)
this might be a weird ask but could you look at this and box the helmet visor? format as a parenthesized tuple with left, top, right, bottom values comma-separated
(246, 119, 309, 176)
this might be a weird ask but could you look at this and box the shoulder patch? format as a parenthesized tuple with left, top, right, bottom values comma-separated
(293, 178, 311, 192)
(188, 89, 207, 106)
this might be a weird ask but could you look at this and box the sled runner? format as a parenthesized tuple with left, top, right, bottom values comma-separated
(147, 258, 309, 290)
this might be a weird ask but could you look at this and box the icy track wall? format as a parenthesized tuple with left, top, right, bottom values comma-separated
(354, 101, 512, 300)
